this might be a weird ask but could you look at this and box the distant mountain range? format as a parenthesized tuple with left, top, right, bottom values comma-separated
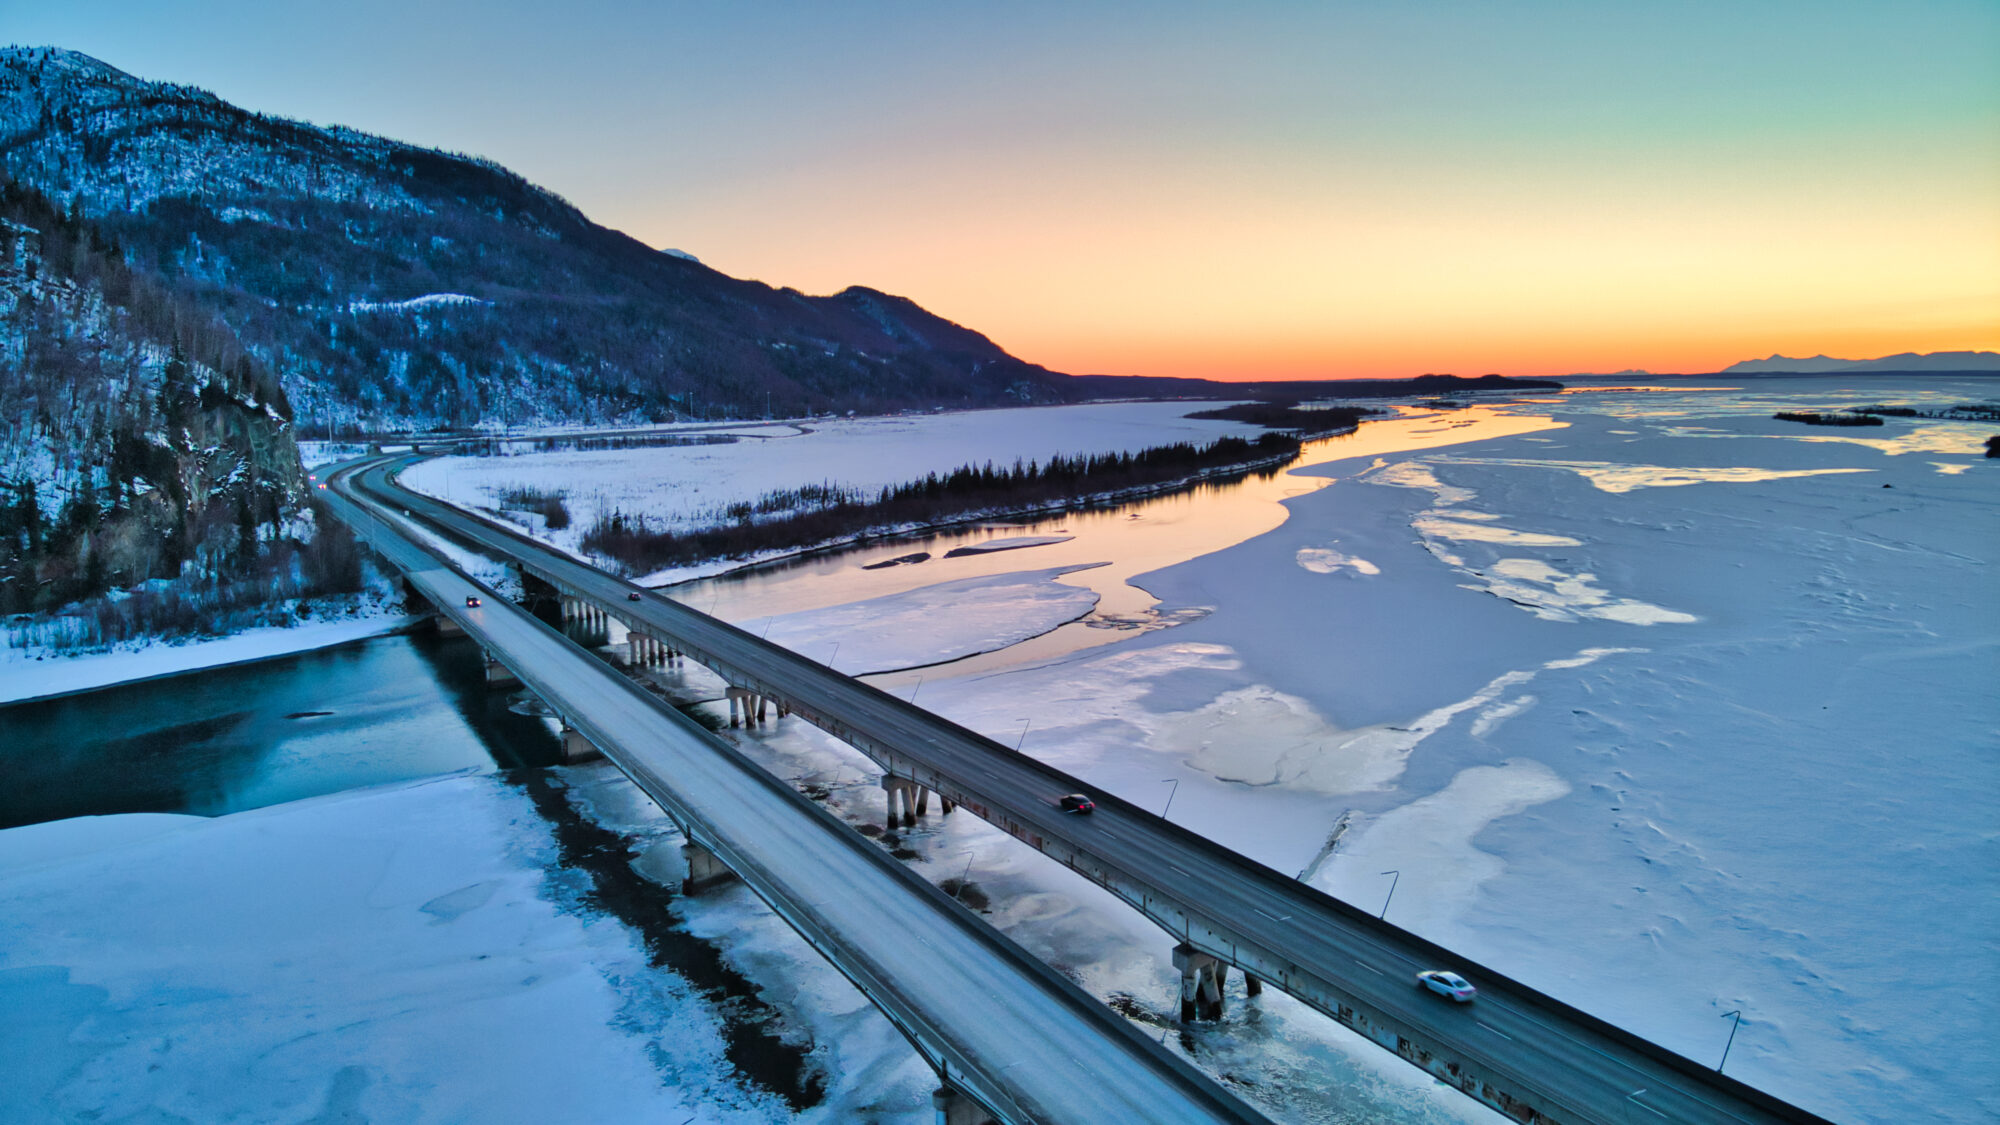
(1718, 351, 2000, 374)
(0, 46, 1073, 428)
(1570, 351, 2000, 379)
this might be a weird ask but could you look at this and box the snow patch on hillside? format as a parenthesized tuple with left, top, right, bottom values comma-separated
(346, 293, 492, 314)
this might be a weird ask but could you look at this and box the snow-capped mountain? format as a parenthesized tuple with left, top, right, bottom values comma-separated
(1721, 350, 2000, 374)
(0, 46, 1070, 429)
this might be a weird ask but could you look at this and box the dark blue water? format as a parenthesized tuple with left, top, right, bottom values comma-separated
(0, 630, 564, 830)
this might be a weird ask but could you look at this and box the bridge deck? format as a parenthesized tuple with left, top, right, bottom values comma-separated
(352, 455, 1837, 1125)
(326, 462, 1271, 1125)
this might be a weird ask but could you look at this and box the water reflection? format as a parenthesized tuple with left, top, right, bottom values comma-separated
(668, 405, 1563, 677)
(0, 631, 564, 829)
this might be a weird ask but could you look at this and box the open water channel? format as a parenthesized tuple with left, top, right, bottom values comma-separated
(0, 400, 1557, 1122)
(2, 402, 1554, 829)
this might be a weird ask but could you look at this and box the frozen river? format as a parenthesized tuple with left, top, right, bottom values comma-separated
(677, 378, 1997, 1125)
(5, 380, 1993, 1124)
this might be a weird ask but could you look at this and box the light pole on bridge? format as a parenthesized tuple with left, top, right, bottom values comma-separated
(1378, 870, 1400, 920)
(1717, 1009, 1744, 1073)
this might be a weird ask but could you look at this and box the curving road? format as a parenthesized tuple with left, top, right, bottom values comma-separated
(340, 454, 1838, 1125)
(322, 459, 1270, 1125)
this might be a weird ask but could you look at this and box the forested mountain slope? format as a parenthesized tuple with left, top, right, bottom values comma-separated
(0, 180, 320, 615)
(0, 46, 1070, 429)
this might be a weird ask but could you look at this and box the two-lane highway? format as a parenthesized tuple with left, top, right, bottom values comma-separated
(345, 453, 1837, 1125)
(323, 459, 1272, 1125)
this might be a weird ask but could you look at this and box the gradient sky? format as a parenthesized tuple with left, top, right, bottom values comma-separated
(6, 1, 1997, 378)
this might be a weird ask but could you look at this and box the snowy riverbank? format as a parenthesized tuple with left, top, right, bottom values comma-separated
(1, 593, 420, 706)
(398, 402, 1266, 582)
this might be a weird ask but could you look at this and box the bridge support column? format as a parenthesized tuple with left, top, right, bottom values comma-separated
(882, 776, 913, 828)
(681, 842, 738, 894)
(726, 687, 768, 727)
(881, 776, 942, 829)
(560, 723, 602, 763)
(436, 614, 466, 638)
(1244, 972, 1262, 997)
(1174, 943, 1227, 1022)
(483, 652, 519, 687)
(931, 1085, 993, 1125)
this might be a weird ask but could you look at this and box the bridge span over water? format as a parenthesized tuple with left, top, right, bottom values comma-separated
(323, 459, 1270, 1125)
(337, 453, 1838, 1125)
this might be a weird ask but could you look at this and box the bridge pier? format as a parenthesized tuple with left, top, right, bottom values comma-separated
(1174, 943, 1227, 1022)
(931, 1085, 994, 1125)
(560, 723, 602, 763)
(726, 687, 772, 727)
(482, 652, 520, 687)
(882, 775, 948, 829)
(681, 841, 739, 894)
(436, 614, 466, 638)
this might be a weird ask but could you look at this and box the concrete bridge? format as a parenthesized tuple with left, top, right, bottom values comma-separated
(326, 460, 1273, 1125)
(342, 455, 1838, 1125)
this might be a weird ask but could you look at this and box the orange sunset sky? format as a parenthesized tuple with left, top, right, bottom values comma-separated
(16, 0, 2000, 379)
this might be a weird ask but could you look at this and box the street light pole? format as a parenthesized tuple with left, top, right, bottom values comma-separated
(1379, 870, 1400, 920)
(1718, 1009, 1744, 1072)
(1160, 778, 1180, 818)
(1015, 720, 1031, 750)
(953, 850, 976, 903)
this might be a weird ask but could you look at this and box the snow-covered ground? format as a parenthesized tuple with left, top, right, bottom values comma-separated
(734, 563, 1104, 675)
(398, 402, 1264, 581)
(602, 378, 1992, 1123)
(840, 378, 1992, 1124)
(6, 381, 1991, 1123)
(0, 773, 936, 1124)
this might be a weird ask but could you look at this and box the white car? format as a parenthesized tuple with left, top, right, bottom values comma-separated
(1416, 969, 1477, 1002)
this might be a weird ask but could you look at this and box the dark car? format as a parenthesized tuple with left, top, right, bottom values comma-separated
(464, 595, 482, 608)
(1059, 793, 1095, 814)
(627, 591, 643, 601)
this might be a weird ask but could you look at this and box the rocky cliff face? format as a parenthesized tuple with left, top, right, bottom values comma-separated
(0, 180, 309, 614)
(0, 46, 1071, 429)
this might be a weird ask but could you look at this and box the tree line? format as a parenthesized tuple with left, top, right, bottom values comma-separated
(581, 432, 1302, 573)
